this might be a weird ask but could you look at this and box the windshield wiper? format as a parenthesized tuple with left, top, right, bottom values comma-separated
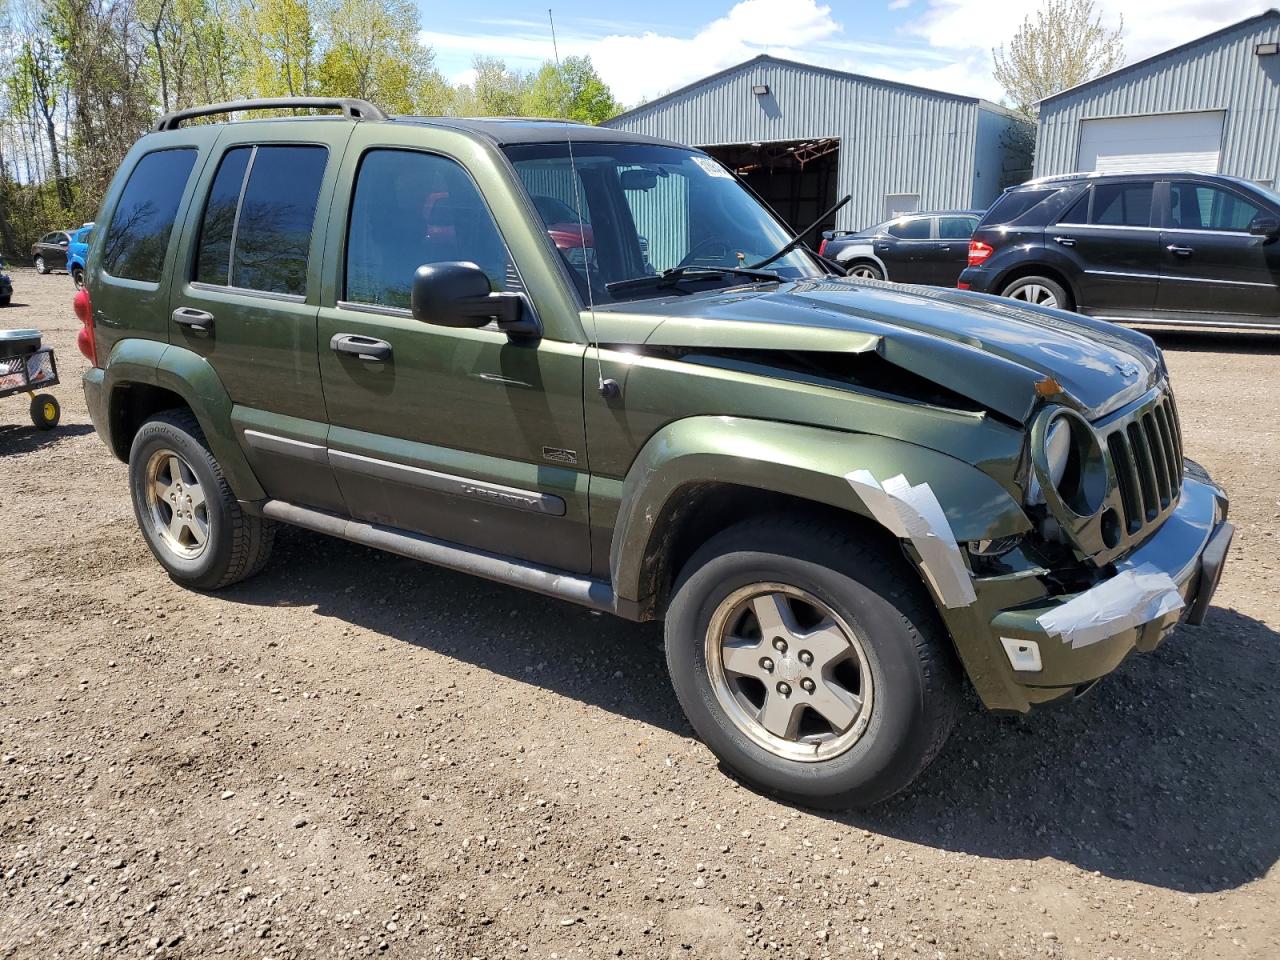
(605, 265, 784, 295)
(745, 194, 852, 270)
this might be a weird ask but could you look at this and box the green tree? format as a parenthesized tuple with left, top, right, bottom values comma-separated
(524, 55, 621, 124)
(452, 56, 528, 116)
(993, 0, 1124, 117)
(239, 0, 322, 97)
(318, 0, 444, 114)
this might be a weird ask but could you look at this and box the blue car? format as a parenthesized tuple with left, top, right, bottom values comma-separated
(67, 223, 94, 289)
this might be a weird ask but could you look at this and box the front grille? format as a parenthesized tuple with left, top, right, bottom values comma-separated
(1103, 390, 1183, 537)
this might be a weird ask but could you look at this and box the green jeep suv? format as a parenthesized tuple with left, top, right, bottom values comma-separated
(78, 98, 1233, 807)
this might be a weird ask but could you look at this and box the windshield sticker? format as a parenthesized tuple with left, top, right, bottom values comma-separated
(692, 156, 733, 179)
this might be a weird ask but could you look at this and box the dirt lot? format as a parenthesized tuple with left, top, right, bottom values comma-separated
(1, 266, 1277, 960)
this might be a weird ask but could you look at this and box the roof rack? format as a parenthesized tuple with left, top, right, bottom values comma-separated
(155, 97, 387, 132)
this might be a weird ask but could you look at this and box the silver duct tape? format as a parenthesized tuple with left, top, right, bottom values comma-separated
(846, 469, 977, 609)
(1037, 564, 1184, 650)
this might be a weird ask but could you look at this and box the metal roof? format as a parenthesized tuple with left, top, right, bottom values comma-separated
(1038, 8, 1280, 105)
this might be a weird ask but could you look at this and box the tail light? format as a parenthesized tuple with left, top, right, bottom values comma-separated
(818, 238, 828, 257)
(74, 287, 98, 367)
(967, 240, 994, 267)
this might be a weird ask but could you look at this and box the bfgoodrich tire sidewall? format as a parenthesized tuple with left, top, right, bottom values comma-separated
(667, 549, 938, 808)
(128, 421, 233, 590)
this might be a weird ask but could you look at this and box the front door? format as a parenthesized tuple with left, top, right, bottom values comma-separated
(316, 140, 591, 574)
(1156, 179, 1280, 322)
(924, 214, 978, 286)
(1047, 179, 1160, 314)
(873, 215, 933, 283)
(167, 124, 354, 512)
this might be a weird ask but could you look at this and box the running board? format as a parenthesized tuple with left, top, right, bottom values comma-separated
(261, 500, 627, 617)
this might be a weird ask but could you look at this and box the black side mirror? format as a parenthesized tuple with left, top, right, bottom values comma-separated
(1248, 215, 1280, 238)
(410, 261, 540, 338)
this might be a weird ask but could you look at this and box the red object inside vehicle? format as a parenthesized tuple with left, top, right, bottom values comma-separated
(967, 240, 993, 267)
(74, 287, 97, 366)
(818, 237, 828, 257)
(546, 223, 593, 250)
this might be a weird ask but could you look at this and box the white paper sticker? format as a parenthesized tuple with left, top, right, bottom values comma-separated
(692, 155, 733, 179)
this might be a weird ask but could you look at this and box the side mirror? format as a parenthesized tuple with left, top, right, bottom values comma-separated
(410, 261, 540, 338)
(1248, 215, 1280, 238)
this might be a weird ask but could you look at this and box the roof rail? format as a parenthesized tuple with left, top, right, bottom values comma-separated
(155, 97, 387, 132)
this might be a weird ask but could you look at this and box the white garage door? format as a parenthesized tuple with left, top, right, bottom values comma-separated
(1076, 111, 1225, 174)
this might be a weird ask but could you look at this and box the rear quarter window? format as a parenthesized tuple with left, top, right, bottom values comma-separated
(102, 148, 198, 283)
(982, 188, 1060, 226)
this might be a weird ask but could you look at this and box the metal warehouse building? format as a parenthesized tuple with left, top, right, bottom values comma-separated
(1036, 9, 1280, 183)
(602, 55, 1030, 232)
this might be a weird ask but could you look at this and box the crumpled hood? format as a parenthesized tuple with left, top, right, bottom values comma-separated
(595, 278, 1163, 422)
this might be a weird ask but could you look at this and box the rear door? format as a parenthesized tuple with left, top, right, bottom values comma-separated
(1157, 178, 1280, 322)
(1046, 179, 1160, 314)
(926, 215, 978, 286)
(168, 122, 355, 512)
(872, 215, 933, 283)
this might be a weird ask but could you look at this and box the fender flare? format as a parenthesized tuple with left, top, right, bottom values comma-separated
(102, 338, 266, 501)
(609, 415, 1031, 605)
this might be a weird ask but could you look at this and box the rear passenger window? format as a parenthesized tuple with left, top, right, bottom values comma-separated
(102, 149, 197, 282)
(345, 149, 516, 309)
(193, 145, 327, 296)
(1091, 182, 1153, 227)
(886, 217, 929, 240)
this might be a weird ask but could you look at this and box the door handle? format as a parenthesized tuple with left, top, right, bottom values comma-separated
(1052, 236, 1076, 247)
(330, 333, 392, 362)
(1167, 244, 1194, 256)
(172, 307, 214, 331)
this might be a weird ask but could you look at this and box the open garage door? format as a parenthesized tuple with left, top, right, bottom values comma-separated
(701, 138, 839, 234)
(1077, 111, 1225, 174)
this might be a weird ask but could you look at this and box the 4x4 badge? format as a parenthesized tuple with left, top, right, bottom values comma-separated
(542, 446, 578, 465)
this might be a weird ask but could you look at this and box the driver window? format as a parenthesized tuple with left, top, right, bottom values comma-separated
(345, 149, 517, 310)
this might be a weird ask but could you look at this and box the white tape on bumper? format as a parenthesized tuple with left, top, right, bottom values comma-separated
(846, 469, 977, 609)
(1036, 564, 1184, 650)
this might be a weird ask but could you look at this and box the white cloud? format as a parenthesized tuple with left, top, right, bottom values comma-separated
(423, 0, 1276, 110)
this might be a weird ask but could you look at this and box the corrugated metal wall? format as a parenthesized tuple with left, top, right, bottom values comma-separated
(603, 59, 987, 230)
(1036, 13, 1280, 181)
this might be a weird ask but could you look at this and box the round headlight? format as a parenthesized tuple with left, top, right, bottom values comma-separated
(1028, 409, 1106, 515)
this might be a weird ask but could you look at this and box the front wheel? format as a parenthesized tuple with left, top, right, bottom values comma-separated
(128, 409, 275, 590)
(34, 255, 48, 274)
(1001, 275, 1073, 311)
(664, 517, 961, 809)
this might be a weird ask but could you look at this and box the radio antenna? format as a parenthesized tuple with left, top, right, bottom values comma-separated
(549, 9, 614, 398)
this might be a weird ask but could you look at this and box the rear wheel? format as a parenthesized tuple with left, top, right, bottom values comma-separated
(664, 517, 961, 809)
(128, 409, 275, 590)
(71, 266, 85, 290)
(1001, 275, 1072, 311)
(846, 261, 885, 281)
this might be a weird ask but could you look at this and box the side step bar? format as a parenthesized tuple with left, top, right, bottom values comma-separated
(260, 500, 630, 617)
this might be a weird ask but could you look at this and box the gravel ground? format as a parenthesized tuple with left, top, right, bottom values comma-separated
(1, 267, 1277, 960)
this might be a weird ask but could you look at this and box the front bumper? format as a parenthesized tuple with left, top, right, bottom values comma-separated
(960, 465, 1230, 712)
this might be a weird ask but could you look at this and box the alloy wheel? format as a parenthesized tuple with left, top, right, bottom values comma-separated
(849, 264, 881, 280)
(144, 449, 209, 560)
(1010, 283, 1059, 308)
(705, 583, 874, 762)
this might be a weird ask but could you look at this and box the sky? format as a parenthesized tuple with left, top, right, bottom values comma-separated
(420, 0, 1273, 108)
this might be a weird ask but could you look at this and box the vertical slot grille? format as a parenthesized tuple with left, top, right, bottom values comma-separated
(1103, 390, 1184, 542)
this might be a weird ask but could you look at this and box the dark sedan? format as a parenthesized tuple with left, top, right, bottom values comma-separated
(819, 210, 983, 286)
(31, 231, 73, 274)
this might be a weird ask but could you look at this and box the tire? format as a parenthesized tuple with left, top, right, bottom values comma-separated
(71, 266, 85, 290)
(30, 394, 60, 430)
(664, 517, 960, 809)
(34, 255, 48, 274)
(0, 296, 10, 307)
(845, 261, 885, 281)
(128, 409, 275, 590)
(1000, 274, 1073, 311)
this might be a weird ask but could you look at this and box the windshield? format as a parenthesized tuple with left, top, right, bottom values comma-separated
(504, 142, 822, 303)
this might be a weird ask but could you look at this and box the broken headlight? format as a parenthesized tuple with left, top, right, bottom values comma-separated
(1027, 407, 1107, 517)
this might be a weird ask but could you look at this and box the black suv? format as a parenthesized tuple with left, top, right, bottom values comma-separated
(959, 172, 1280, 330)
